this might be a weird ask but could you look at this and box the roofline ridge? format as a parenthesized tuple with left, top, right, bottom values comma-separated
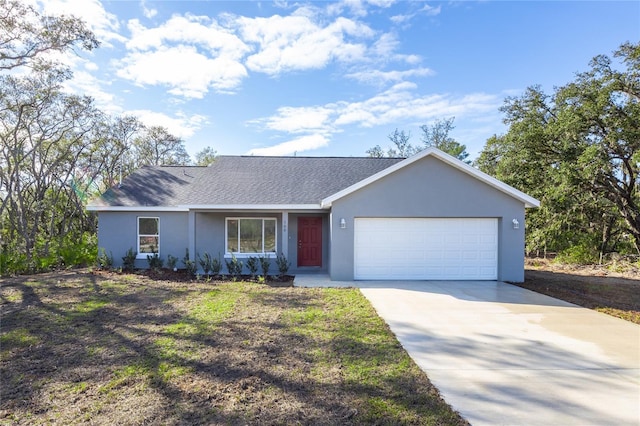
(217, 155, 406, 159)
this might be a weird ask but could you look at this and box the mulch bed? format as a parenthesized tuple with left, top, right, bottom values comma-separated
(96, 267, 295, 287)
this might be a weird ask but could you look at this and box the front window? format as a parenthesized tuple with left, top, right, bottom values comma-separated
(138, 217, 159, 256)
(226, 218, 276, 254)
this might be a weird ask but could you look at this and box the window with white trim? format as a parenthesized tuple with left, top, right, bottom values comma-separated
(138, 217, 159, 257)
(226, 218, 276, 255)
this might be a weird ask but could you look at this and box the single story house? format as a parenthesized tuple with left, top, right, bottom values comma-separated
(87, 148, 539, 282)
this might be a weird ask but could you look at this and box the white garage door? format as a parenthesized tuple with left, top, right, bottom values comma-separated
(354, 218, 498, 280)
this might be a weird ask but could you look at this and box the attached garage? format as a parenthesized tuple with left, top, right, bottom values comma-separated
(354, 218, 498, 280)
(325, 149, 539, 282)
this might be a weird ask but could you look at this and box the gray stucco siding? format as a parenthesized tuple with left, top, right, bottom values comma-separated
(98, 210, 332, 275)
(98, 211, 189, 269)
(329, 156, 526, 282)
(194, 212, 282, 275)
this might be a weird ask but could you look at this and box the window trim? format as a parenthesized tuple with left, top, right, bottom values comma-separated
(137, 216, 160, 259)
(225, 217, 277, 256)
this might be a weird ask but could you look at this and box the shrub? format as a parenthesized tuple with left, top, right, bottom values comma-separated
(182, 248, 197, 276)
(0, 232, 97, 275)
(166, 254, 178, 270)
(198, 252, 213, 275)
(122, 248, 136, 271)
(246, 256, 259, 278)
(225, 253, 243, 277)
(58, 232, 97, 268)
(147, 253, 163, 270)
(96, 248, 113, 269)
(276, 252, 290, 277)
(259, 254, 270, 277)
(210, 253, 222, 276)
(555, 244, 599, 265)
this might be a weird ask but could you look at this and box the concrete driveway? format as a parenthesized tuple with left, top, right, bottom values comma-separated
(354, 280, 639, 425)
(295, 275, 640, 426)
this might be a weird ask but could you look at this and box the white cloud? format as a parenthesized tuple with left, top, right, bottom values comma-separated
(390, 3, 441, 25)
(370, 33, 422, 64)
(345, 67, 434, 84)
(126, 16, 248, 57)
(63, 69, 120, 114)
(249, 106, 335, 134)
(140, 0, 157, 19)
(84, 61, 99, 71)
(247, 134, 329, 156)
(326, 0, 395, 18)
(366, 0, 396, 8)
(422, 4, 442, 17)
(117, 16, 250, 97)
(36, 0, 125, 45)
(249, 83, 501, 154)
(371, 32, 398, 57)
(116, 45, 248, 98)
(128, 110, 208, 139)
(390, 14, 411, 25)
(333, 84, 499, 127)
(116, 4, 418, 97)
(238, 14, 374, 74)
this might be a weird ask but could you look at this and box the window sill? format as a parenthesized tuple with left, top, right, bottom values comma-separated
(136, 254, 158, 260)
(224, 253, 276, 258)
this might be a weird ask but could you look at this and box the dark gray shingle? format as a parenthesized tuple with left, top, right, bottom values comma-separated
(90, 156, 404, 207)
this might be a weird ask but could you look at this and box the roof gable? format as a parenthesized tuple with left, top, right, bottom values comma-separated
(321, 148, 540, 208)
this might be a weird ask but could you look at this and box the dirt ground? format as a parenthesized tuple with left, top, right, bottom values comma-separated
(0, 270, 466, 425)
(518, 258, 640, 324)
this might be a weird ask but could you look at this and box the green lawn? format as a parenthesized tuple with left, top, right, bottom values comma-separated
(0, 271, 466, 425)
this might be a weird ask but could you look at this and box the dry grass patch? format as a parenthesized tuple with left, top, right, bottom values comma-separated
(519, 259, 640, 324)
(1, 270, 466, 425)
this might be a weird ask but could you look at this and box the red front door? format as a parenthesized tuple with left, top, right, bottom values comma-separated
(298, 217, 322, 267)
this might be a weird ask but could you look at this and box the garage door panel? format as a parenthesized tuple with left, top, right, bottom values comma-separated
(354, 218, 498, 280)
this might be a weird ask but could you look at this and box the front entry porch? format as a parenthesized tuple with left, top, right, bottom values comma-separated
(188, 210, 329, 276)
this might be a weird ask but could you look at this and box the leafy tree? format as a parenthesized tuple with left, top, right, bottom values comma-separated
(365, 145, 385, 158)
(554, 42, 640, 253)
(386, 129, 417, 157)
(195, 146, 217, 166)
(0, 0, 98, 71)
(133, 126, 191, 166)
(367, 129, 416, 158)
(0, 70, 101, 265)
(420, 117, 470, 163)
(476, 42, 640, 258)
(78, 115, 143, 196)
(366, 119, 470, 162)
(0, 0, 214, 274)
(0, 0, 102, 272)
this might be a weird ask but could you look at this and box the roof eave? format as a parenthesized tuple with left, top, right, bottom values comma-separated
(86, 205, 188, 212)
(87, 204, 327, 212)
(180, 204, 326, 211)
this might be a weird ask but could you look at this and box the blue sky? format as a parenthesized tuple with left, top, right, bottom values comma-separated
(34, 0, 639, 160)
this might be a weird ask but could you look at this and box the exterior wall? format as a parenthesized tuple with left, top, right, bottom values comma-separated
(329, 156, 526, 282)
(287, 213, 330, 275)
(194, 212, 281, 275)
(98, 211, 189, 269)
(194, 211, 329, 275)
(98, 210, 331, 275)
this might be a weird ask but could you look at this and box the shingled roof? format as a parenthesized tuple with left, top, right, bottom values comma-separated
(88, 156, 405, 208)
